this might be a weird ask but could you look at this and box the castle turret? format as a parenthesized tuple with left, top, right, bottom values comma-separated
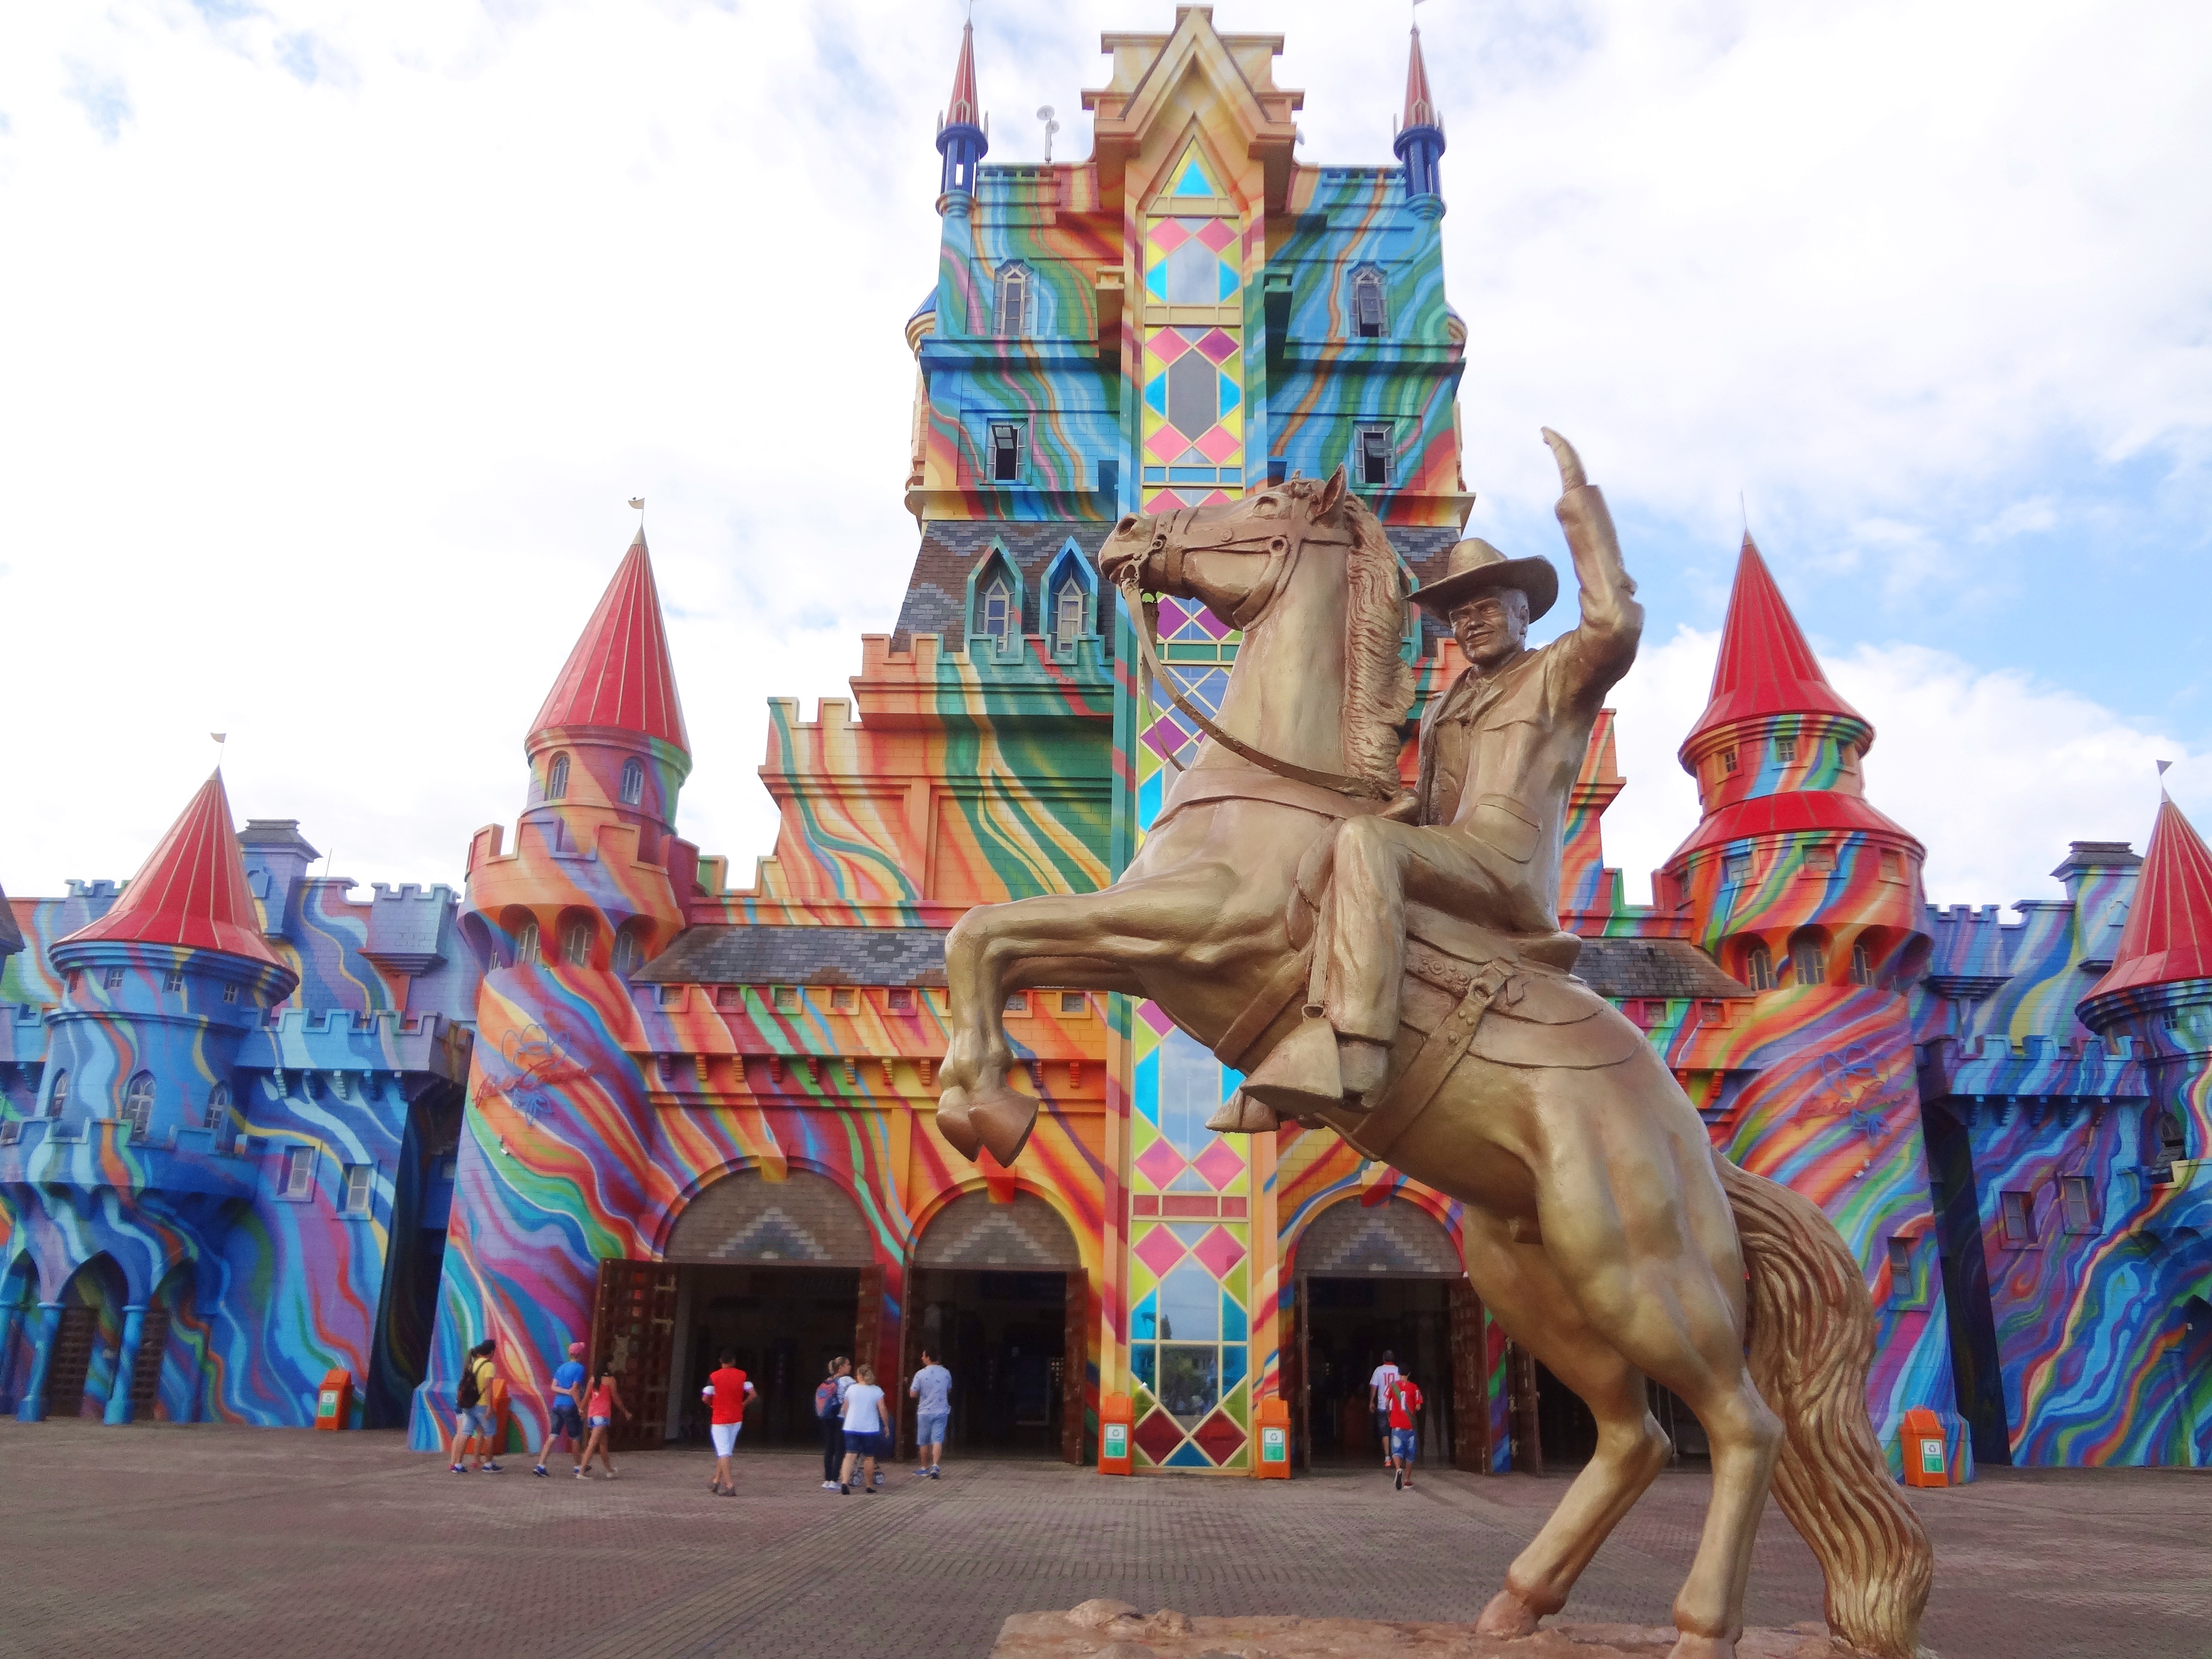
(935, 20, 988, 204)
(1660, 534, 1927, 987)
(1393, 22, 1445, 208)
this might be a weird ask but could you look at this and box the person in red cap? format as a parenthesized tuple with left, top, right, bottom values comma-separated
(533, 1341, 590, 1478)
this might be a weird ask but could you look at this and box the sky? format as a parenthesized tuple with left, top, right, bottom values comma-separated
(2, 0, 2208, 916)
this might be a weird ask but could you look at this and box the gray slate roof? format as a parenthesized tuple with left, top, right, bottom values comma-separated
(0, 880, 21, 959)
(641, 925, 1746, 1001)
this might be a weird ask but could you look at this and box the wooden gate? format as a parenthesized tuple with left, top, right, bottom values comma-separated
(1448, 1279, 1491, 1474)
(589, 1259, 677, 1452)
(1059, 1272, 1087, 1465)
(854, 1263, 886, 1455)
(129, 1304, 171, 1421)
(44, 1307, 98, 1420)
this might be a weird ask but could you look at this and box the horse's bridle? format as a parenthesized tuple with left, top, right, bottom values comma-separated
(1112, 507, 1397, 803)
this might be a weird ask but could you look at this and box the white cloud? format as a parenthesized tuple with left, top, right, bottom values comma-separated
(1597, 626, 2209, 909)
(0, 0, 2205, 911)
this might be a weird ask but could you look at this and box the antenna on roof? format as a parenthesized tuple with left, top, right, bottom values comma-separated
(1037, 105, 1059, 165)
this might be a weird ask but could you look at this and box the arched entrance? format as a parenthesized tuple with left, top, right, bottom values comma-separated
(637, 1168, 878, 1452)
(43, 1256, 126, 1422)
(1288, 1197, 1482, 1471)
(906, 1190, 1087, 1463)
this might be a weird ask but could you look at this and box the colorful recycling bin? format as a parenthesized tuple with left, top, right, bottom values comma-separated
(1099, 1390, 1133, 1476)
(1254, 1394, 1291, 1479)
(313, 1369, 351, 1431)
(1900, 1407, 1949, 1487)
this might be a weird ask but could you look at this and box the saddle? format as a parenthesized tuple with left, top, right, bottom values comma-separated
(1205, 819, 1646, 1156)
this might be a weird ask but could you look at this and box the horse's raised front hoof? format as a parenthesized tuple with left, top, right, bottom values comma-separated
(1664, 1635, 1735, 1659)
(1204, 1090, 1279, 1134)
(1474, 1589, 1544, 1638)
(935, 1088, 983, 1161)
(969, 1083, 1040, 1165)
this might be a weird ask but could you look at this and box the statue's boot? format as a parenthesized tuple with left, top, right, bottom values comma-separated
(1240, 1018, 1349, 1118)
(1203, 1089, 1280, 1134)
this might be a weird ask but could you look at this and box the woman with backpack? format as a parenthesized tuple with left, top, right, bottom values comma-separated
(578, 1364, 630, 1479)
(448, 1339, 500, 1474)
(816, 1356, 850, 1491)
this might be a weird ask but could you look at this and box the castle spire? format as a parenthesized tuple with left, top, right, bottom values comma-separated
(56, 770, 286, 968)
(936, 20, 989, 202)
(1681, 533, 1867, 756)
(530, 529, 689, 755)
(2083, 793, 2212, 1003)
(1394, 20, 1446, 204)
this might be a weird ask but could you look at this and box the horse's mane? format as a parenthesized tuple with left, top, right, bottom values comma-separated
(1286, 477, 1416, 785)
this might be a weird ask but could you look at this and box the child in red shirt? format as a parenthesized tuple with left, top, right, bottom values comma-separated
(1387, 1372, 1424, 1490)
(701, 1349, 756, 1497)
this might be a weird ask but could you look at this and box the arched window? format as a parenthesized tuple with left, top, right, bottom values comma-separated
(1791, 934, 1826, 986)
(619, 758, 645, 805)
(562, 918, 593, 967)
(122, 1072, 155, 1140)
(204, 1082, 231, 1132)
(995, 263, 1032, 337)
(980, 575, 1014, 650)
(1743, 943, 1775, 993)
(611, 924, 645, 979)
(1850, 941, 1875, 986)
(2157, 1109, 2188, 1165)
(547, 752, 570, 801)
(1352, 266, 1387, 338)
(515, 918, 541, 967)
(1053, 577, 1086, 651)
(45, 1068, 71, 1118)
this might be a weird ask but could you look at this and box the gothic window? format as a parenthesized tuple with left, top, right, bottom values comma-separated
(619, 758, 645, 805)
(122, 1072, 155, 1140)
(561, 919, 593, 967)
(989, 421, 1025, 483)
(547, 752, 570, 801)
(204, 1082, 230, 1131)
(516, 919, 541, 966)
(611, 924, 645, 979)
(980, 574, 1015, 649)
(1053, 577, 1086, 651)
(45, 1069, 67, 1118)
(1790, 934, 1826, 986)
(1743, 942, 1775, 993)
(995, 264, 1033, 337)
(1850, 941, 1875, 986)
(1352, 266, 1387, 338)
(1354, 423, 1393, 487)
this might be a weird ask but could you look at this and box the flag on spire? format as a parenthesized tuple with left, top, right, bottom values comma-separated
(2084, 794, 2212, 1002)
(530, 531, 690, 753)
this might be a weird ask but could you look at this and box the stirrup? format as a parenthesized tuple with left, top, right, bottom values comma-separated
(1241, 1017, 1349, 1118)
(1204, 1089, 1279, 1134)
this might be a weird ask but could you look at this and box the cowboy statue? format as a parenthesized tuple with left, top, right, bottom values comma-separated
(1239, 442, 1644, 1119)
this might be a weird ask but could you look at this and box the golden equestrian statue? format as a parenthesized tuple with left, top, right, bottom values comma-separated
(934, 433, 1933, 1659)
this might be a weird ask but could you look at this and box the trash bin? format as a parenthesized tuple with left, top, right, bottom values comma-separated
(1900, 1407, 1948, 1487)
(1254, 1394, 1291, 1479)
(314, 1369, 352, 1431)
(1099, 1390, 1133, 1476)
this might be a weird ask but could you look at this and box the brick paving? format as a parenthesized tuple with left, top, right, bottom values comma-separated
(0, 1420, 2202, 1658)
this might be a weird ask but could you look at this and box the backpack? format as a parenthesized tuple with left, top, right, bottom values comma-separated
(457, 1361, 482, 1410)
(814, 1379, 841, 1420)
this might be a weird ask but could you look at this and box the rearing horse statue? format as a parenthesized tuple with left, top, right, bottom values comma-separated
(935, 439, 1932, 1659)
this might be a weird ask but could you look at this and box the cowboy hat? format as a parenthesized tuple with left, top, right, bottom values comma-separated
(1410, 538, 1558, 622)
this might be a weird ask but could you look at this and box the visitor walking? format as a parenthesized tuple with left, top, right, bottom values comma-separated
(579, 1365, 629, 1479)
(534, 1341, 588, 1477)
(1367, 1349, 1400, 1470)
(910, 1346, 951, 1479)
(448, 1338, 500, 1474)
(702, 1349, 756, 1497)
(837, 1362, 888, 1495)
(815, 1356, 849, 1491)
(1386, 1369, 1424, 1490)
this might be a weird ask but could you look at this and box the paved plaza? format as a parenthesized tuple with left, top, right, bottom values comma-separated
(0, 1420, 2202, 1658)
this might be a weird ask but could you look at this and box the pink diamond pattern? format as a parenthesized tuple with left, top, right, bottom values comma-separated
(1139, 1001, 1180, 1035)
(1147, 489, 1192, 511)
(1141, 712, 1198, 763)
(1133, 1224, 1188, 1279)
(1193, 327, 1239, 365)
(1193, 1138, 1245, 1190)
(1196, 218, 1237, 252)
(1194, 425, 1240, 464)
(1150, 220, 1192, 253)
(1148, 326, 1191, 361)
(1191, 1224, 1247, 1279)
(1198, 490, 1233, 506)
(1135, 1136, 1189, 1189)
(1145, 426, 1187, 463)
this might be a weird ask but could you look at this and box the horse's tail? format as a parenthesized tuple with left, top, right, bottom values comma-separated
(1717, 1154, 1933, 1659)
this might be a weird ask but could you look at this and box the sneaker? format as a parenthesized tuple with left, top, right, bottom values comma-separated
(839, 1483, 850, 1494)
(449, 1464, 468, 1474)
(575, 1470, 589, 1480)
(930, 1467, 941, 1479)
(864, 1484, 876, 1494)
(822, 1480, 839, 1491)
(481, 1462, 503, 1473)
(1394, 1468, 1404, 1491)
(533, 1466, 549, 1478)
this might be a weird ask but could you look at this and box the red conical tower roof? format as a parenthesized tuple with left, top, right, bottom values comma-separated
(2085, 794, 2212, 1000)
(530, 529, 689, 753)
(1402, 24, 1438, 130)
(58, 772, 286, 967)
(1682, 534, 1868, 754)
(946, 20, 981, 129)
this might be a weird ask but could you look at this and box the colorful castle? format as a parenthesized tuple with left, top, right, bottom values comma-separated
(1, 8, 2203, 1475)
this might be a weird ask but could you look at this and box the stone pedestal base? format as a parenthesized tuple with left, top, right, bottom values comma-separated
(991, 1602, 1852, 1659)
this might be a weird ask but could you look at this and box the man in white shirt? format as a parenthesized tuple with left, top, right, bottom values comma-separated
(1367, 1351, 1401, 1470)
(909, 1348, 953, 1480)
